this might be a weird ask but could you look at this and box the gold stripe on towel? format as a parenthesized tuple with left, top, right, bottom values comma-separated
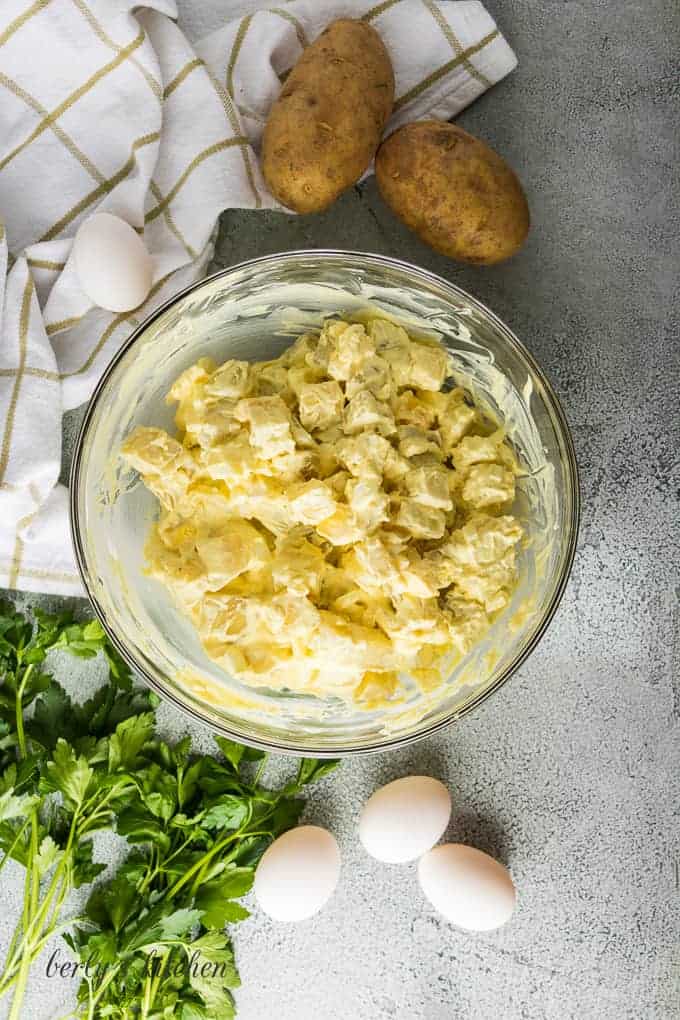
(227, 15, 254, 99)
(361, 0, 403, 23)
(71, 0, 162, 101)
(164, 58, 203, 99)
(0, 28, 146, 173)
(145, 138, 251, 223)
(149, 180, 198, 260)
(421, 0, 492, 89)
(0, 0, 51, 49)
(0, 366, 60, 381)
(203, 64, 262, 208)
(40, 131, 160, 241)
(0, 275, 33, 484)
(270, 8, 308, 49)
(26, 258, 65, 271)
(59, 270, 174, 379)
(0, 72, 105, 182)
(394, 30, 499, 110)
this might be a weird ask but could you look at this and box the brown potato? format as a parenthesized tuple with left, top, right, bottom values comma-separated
(375, 121, 530, 265)
(262, 19, 394, 214)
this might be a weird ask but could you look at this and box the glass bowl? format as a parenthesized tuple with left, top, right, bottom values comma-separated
(70, 251, 579, 756)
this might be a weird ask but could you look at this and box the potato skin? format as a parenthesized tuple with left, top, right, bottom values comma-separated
(375, 121, 530, 265)
(262, 19, 394, 214)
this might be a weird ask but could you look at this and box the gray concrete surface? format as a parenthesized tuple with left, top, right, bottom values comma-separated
(2, 0, 679, 1018)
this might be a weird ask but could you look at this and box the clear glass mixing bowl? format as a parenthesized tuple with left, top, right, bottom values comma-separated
(70, 251, 579, 756)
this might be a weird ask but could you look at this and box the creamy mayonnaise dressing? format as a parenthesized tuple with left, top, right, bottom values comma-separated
(121, 317, 522, 707)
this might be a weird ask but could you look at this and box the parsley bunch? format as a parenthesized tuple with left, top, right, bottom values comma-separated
(64, 744, 336, 1019)
(0, 602, 158, 1019)
(0, 603, 338, 1020)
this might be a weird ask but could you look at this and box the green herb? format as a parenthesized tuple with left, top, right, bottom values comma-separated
(64, 741, 334, 1019)
(0, 602, 158, 1019)
(0, 602, 339, 1020)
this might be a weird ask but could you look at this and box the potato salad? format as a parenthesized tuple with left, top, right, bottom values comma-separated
(121, 318, 523, 706)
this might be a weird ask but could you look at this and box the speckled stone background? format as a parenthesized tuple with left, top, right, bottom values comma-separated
(2, 1, 679, 1018)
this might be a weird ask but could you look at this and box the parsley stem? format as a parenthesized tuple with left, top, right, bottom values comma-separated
(24, 812, 77, 943)
(18, 847, 32, 958)
(140, 970, 153, 1020)
(1, 804, 78, 1006)
(6, 663, 41, 1020)
(85, 961, 122, 1016)
(252, 754, 268, 786)
(14, 663, 33, 757)
(81, 777, 134, 821)
(139, 946, 172, 1020)
(28, 816, 39, 927)
(146, 948, 169, 1014)
(0, 868, 67, 995)
(169, 826, 272, 901)
(7, 934, 31, 1020)
(32, 915, 82, 957)
(154, 832, 193, 871)
(5, 862, 70, 1017)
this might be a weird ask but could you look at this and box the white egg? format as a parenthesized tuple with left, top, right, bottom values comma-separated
(254, 825, 340, 922)
(418, 843, 516, 931)
(359, 775, 451, 864)
(73, 212, 152, 313)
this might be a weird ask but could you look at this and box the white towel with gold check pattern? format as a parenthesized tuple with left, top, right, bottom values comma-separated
(0, 0, 516, 597)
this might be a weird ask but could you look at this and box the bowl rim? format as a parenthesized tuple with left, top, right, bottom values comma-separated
(70, 248, 581, 756)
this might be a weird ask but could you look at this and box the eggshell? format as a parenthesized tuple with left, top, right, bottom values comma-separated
(73, 212, 152, 312)
(254, 825, 340, 922)
(359, 775, 451, 864)
(418, 843, 516, 931)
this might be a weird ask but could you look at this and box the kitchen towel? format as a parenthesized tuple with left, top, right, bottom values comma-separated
(0, 0, 516, 597)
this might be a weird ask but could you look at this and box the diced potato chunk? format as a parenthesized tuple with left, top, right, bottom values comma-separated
(343, 390, 395, 436)
(298, 380, 344, 430)
(397, 425, 442, 459)
(205, 359, 251, 399)
(396, 499, 447, 539)
(451, 434, 502, 471)
(316, 506, 364, 546)
(345, 477, 389, 532)
(195, 520, 270, 590)
(326, 323, 375, 381)
(394, 390, 436, 429)
(345, 356, 392, 401)
(408, 342, 449, 391)
(288, 479, 336, 525)
(406, 465, 453, 510)
(235, 395, 295, 458)
(337, 433, 392, 478)
(462, 463, 515, 507)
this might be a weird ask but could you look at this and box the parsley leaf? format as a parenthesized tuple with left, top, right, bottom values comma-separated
(34, 835, 62, 877)
(195, 868, 254, 929)
(295, 757, 341, 788)
(201, 795, 250, 831)
(108, 711, 155, 771)
(41, 739, 93, 810)
(0, 787, 39, 823)
(26, 682, 79, 751)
